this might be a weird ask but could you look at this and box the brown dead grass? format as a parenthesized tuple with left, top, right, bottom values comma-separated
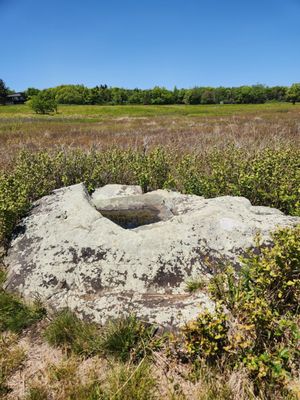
(1, 107, 300, 170)
(3, 323, 300, 400)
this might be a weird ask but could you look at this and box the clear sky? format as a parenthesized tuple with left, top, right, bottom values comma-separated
(1, 0, 299, 91)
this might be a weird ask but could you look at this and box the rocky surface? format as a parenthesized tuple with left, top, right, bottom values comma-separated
(4, 184, 300, 328)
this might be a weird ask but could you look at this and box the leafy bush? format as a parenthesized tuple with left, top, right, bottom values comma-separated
(183, 305, 229, 362)
(29, 91, 57, 114)
(182, 226, 300, 397)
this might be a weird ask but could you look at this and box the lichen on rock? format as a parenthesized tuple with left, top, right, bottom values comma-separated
(4, 183, 300, 328)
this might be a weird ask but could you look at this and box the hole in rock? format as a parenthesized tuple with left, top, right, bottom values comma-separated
(99, 207, 163, 229)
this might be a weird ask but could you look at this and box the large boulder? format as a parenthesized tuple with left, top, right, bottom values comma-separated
(4, 184, 299, 328)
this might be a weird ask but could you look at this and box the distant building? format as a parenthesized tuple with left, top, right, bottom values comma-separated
(6, 92, 26, 104)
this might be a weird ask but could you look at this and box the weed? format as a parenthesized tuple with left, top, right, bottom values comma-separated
(26, 386, 48, 400)
(0, 290, 45, 333)
(103, 360, 158, 400)
(44, 311, 160, 363)
(44, 309, 102, 356)
(0, 333, 26, 396)
(100, 315, 159, 362)
(185, 277, 206, 293)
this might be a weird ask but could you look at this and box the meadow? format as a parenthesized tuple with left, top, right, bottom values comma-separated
(0, 103, 300, 399)
(0, 102, 299, 169)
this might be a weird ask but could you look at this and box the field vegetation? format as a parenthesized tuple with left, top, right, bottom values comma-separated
(0, 102, 299, 399)
(0, 102, 299, 170)
(11, 82, 300, 106)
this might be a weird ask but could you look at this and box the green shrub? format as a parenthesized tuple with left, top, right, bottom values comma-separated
(29, 91, 57, 114)
(182, 226, 300, 397)
(0, 146, 299, 247)
(182, 305, 229, 362)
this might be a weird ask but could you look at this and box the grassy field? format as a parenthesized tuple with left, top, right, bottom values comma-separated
(1, 102, 299, 118)
(0, 103, 300, 399)
(0, 103, 299, 170)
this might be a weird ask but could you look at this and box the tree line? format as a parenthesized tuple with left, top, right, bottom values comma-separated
(1, 79, 300, 107)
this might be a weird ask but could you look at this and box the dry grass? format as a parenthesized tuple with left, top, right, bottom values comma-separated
(2, 321, 299, 400)
(0, 333, 27, 398)
(0, 104, 299, 170)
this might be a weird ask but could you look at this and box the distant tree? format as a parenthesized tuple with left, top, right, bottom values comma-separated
(175, 88, 186, 104)
(201, 88, 216, 104)
(286, 83, 300, 105)
(110, 87, 129, 104)
(24, 87, 40, 99)
(266, 86, 287, 102)
(88, 85, 112, 104)
(0, 79, 9, 105)
(18, 83, 298, 106)
(127, 88, 143, 104)
(183, 87, 202, 104)
(53, 85, 90, 104)
(29, 90, 57, 114)
(149, 86, 175, 105)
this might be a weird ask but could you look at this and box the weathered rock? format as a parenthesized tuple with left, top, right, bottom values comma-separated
(4, 184, 299, 328)
(91, 184, 143, 201)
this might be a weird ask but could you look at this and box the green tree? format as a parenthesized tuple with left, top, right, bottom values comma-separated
(30, 90, 58, 114)
(286, 83, 300, 104)
(0, 79, 8, 105)
(266, 86, 287, 102)
(24, 87, 40, 99)
(53, 85, 90, 104)
(201, 88, 216, 104)
(183, 87, 202, 104)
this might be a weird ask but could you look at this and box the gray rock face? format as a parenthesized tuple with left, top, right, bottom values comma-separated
(4, 184, 299, 328)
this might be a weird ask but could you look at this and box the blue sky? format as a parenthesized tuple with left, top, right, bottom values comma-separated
(1, 0, 299, 90)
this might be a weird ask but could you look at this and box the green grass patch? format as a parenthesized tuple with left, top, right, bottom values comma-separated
(44, 310, 159, 362)
(0, 267, 45, 333)
(0, 102, 299, 121)
(99, 315, 159, 362)
(185, 277, 207, 293)
(43, 309, 102, 357)
(0, 290, 45, 333)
